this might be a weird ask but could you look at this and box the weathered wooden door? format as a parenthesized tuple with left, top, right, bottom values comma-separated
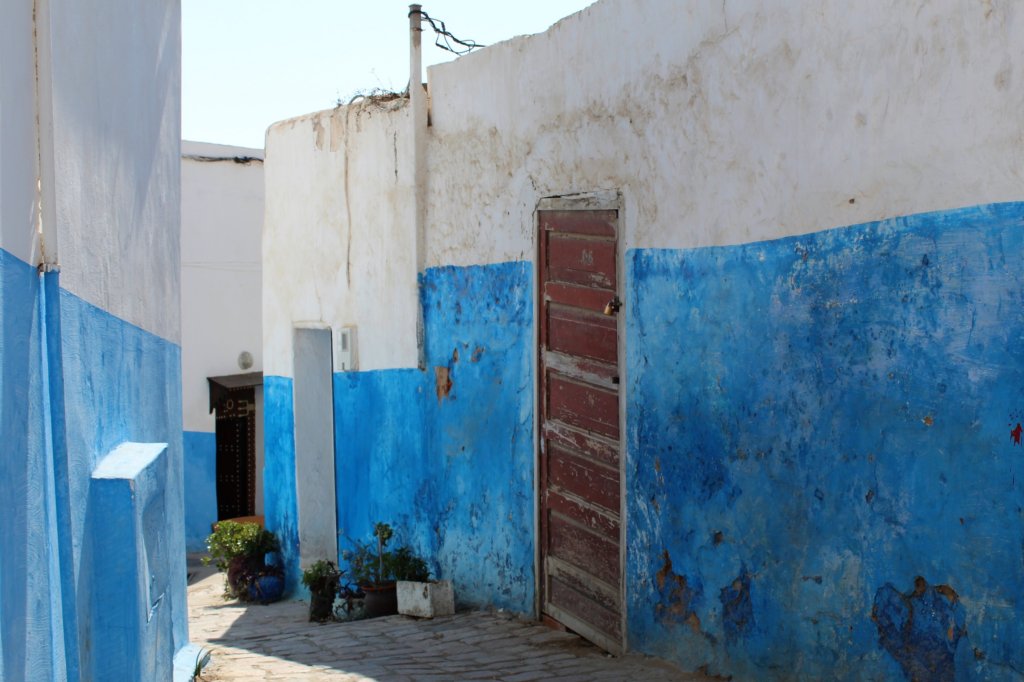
(538, 206, 622, 654)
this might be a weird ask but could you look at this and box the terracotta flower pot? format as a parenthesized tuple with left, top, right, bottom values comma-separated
(227, 556, 253, 599)
(362, 583, 397, 618)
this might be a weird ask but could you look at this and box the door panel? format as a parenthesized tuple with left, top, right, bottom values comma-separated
(547, 306, 617, 362)
(548, 514, 620, 585)
(545, 490, 620, 539)
(215, 387, 256, 520)
(547, 445, 620, 512)
(538, 207, 622, 654)
(539, 209, 617, 237)
(548, 574, 621, 637)
(544, 421, 619, 467)
(547, 374, 620, 439)
(546, 235, 617, 288)
(544, 282, 613, 312)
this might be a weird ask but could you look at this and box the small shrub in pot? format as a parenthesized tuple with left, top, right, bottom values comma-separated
(302, 560, 341, 622)
(203, 521, 281, 602)
(342, 522, 430, 618)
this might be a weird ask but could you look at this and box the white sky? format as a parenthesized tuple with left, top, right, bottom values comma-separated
(182, 1, 595, 149)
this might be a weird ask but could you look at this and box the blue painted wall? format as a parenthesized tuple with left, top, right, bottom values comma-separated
(334, 368, 430, 561)
(421, 263, 535, 611)
(265, 262, 535, 610)
(330, 262, 535, 612)
(90, 443, 176, 682)
(626, 202, 1024, 680)
(59, 287, 188, 673)
(183, 431, 218, 551)
(0, 249, 68, 680)
(264, 375, 300, 594)
(0, 245, 187, 679)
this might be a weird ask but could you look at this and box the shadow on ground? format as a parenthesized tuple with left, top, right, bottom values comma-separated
(186, 558, 702, 681)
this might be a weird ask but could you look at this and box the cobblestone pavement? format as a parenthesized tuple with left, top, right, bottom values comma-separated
(188, 565, 707, 681)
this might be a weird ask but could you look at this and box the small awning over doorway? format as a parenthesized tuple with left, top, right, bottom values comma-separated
(207, 372, 263, 413)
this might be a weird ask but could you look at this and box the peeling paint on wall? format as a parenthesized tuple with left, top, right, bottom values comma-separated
(654, 550, 701, 633)
(719, 570, 754, 644)
(434, 366, 453, 402)
(872, 576, 966, 681)
(627, 203, 1024, 679)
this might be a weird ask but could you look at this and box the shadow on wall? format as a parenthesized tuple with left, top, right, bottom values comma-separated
(183, 431, 217, 551)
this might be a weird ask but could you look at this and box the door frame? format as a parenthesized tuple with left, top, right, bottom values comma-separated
(292, 324, 339, 571)
(534, 190, 626, 653)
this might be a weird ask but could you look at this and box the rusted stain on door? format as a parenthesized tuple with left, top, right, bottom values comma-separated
(538, 208, 623, 654)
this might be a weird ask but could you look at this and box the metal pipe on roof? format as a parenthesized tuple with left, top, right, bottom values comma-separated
(409, 4, 427, 369)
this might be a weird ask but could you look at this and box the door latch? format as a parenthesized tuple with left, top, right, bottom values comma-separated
(603, 295, 622, 316)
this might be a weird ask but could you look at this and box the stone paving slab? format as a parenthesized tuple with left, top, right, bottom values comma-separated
(187, 566, 706, 681)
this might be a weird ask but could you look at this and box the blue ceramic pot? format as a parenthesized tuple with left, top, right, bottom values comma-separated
(249, 575, 285, 604)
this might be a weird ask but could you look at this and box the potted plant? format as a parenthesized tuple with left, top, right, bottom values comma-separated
(394, 539, 454, 618)
(247, 563, 285, 605)
(302, 559, 341, 622)
(396, 568, 455, 619)
(342, 522, 430, 618)
(203, 520, 282, 602)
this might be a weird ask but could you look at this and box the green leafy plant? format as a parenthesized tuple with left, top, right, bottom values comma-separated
(302, 559, 341, 622)
(341, 522, 430, 587)
(191, 647, 211, 681)
(389, 546, 430, 582)
(203, 521, 280, 599)
(302, 560, 341, 594)
(204, 521, 279, 571)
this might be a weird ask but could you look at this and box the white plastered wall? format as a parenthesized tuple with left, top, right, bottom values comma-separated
(0, 0, 40, 265)
(264, 0, 1024, 373)
(263, 101, 419, 376)
(181, 141, 264, 434)
(48, 0, 181, 342)
(425, 0, 1024, 266)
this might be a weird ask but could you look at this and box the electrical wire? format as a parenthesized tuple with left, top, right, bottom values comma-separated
(413, 9, 485, 56)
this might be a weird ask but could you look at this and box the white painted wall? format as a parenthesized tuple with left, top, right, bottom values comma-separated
(2, 1, 187, 675)
(181, 141, 264, 434)
(263, 102, 419, 377)
(425, 0, 1024, 264)
(0, 0, 40, 264)
(264, 0, 1024, 373)
(48, 0, 181, 343)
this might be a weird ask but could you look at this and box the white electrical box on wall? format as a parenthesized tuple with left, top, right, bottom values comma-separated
(336, 326, 357, 371)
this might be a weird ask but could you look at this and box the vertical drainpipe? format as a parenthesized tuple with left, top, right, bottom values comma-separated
(33, 0, 78, 677)
(409, 4, 427, 369)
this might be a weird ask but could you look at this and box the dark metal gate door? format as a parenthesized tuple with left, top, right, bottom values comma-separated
(538, 208, 622, 654)
(215, 387, 256, 520)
